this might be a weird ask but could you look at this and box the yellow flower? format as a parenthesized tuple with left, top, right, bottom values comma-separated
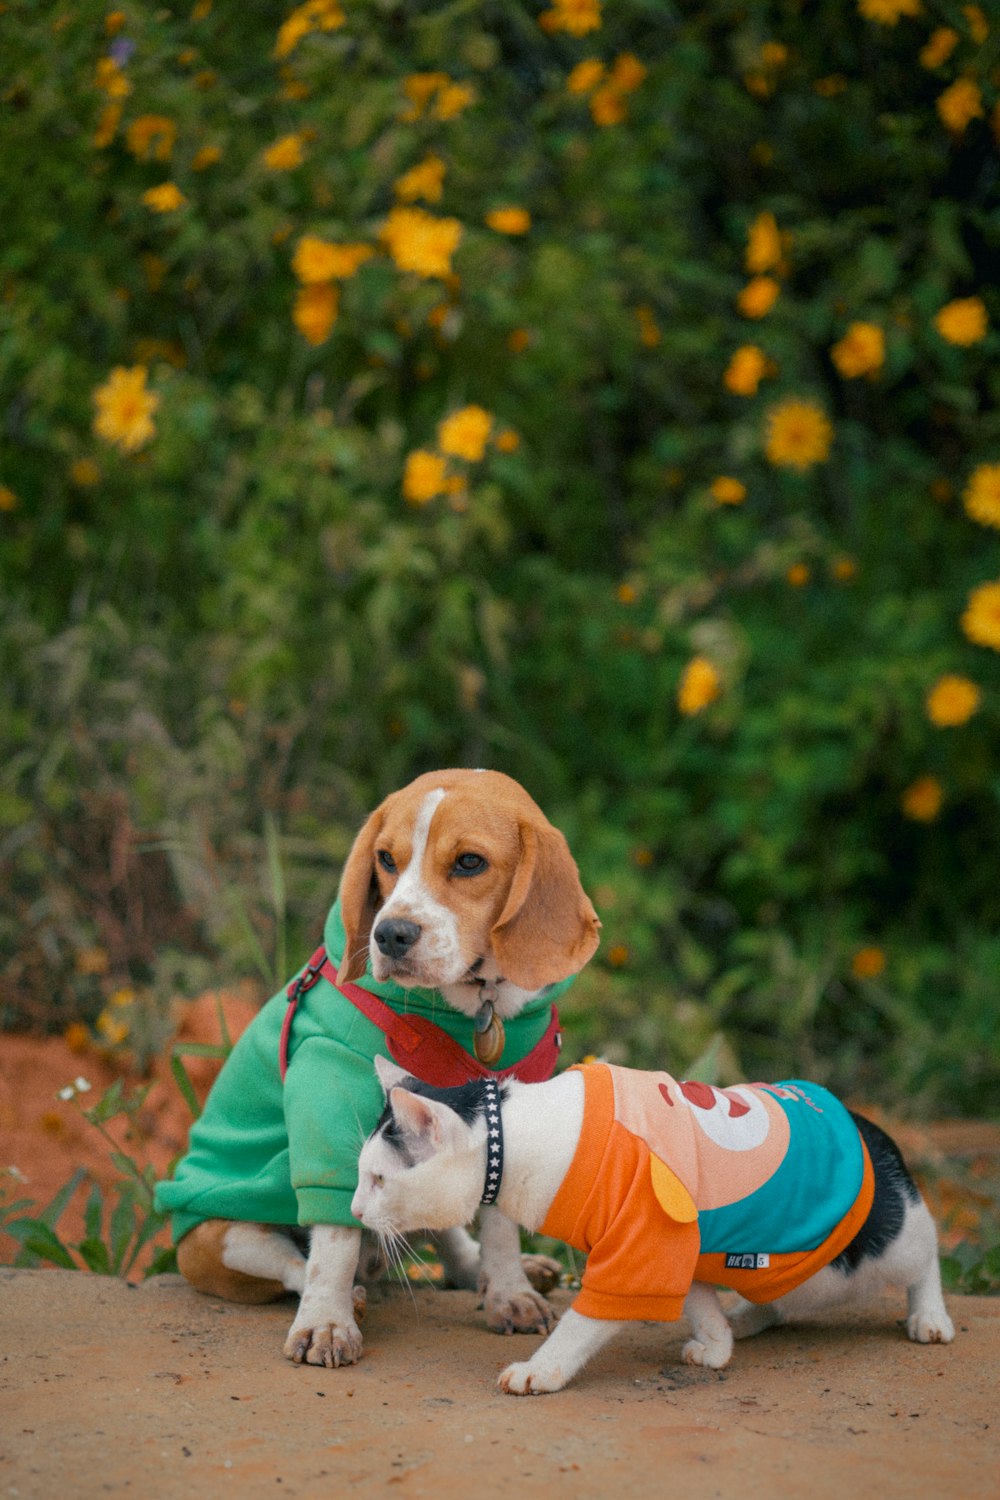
(263, 133, 306, 171)
(567, 59, 605, 94)
(926, 674, 981, 727)
(93, 102, 122, 147)
(590, 85, 628, 126)
(274, 0, 345, 59)
(433, 82, 475, 120)
(963, 5, 989, 44)
(403, 450, 448, 505)
(920, 27, 959, 67)
(539, 0, 602, 36)
(94, 57, 130, 99)
(832, 556, 857, 581)
(759, 41, 789, 68)
(495, 428, 520, 453)
(711, 476, 747, 506)
(857, 0, 922, 22)
(192, 145, 222, 170)
(401, 72, 450, 119)
(485, 206, 531, 235)
(764, 399, 833, 471)
(724, 344, 770, 396)
(902, 776, 943, 822)
(814, 74, 848, 97)
(105, 11, 126, 34)
(745, 212, 783, 274)
(438, 405, 492, 462)
(507, 328, 532, 353)
(964, 464, 1000, 529)
(292, 236, 374, 283)
(125, 114, 176, 162)
(380, 207, 463, 280)
(962, 579, 1000, 650)
(293, 283, 339, 345)
(934, 296, 988, 346)
(635, 305, 661, 347)
(606, 943, 630, 968)
(786, 563, 811, 587)
(737, 276, 780, 319)
(394, 155, 446, 204)
(830, 322, 885, 378)
(0, 485, 17, 511)
(677, 656, 721, 716)
(69, 458, 101, 487)
(142, 182, 186, 212)
(64, 1021, 90, 1054)
(96, 1010, 130, 1047)
(851, 946, 886, 979)
(609, 54, 647, 93)
(92, 366, 160, 453)
(936, 78, 984, 133)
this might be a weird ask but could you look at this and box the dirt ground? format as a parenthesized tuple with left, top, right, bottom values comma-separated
(1, 1268, 997, 1500)
(2, 1008, 998, 1498)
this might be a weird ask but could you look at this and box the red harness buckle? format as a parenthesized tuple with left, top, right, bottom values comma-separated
(279, 946, 561, 1086)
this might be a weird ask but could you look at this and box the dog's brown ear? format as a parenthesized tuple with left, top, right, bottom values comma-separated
(336, 806, 385, 982)
(490, 821, 600, 992)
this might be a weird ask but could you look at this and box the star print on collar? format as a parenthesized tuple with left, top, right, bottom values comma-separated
(480, 1079, 505, 1206)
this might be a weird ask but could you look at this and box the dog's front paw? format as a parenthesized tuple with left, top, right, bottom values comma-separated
(682, 1336, 732, 1370)
(498, 1359, 566, 1395)
(284, 1305, 364, 1368)
(483, 1285, 557, 1336)
(520, 1253, 562, 1296)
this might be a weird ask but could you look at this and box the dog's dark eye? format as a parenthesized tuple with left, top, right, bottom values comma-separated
(377, 850, 397, 874)
(452, 852, 488, 877)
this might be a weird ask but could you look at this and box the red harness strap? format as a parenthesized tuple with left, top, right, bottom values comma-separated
(279, 946, 561, 1087)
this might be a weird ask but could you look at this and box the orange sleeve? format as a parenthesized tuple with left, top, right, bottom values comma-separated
(572, 1121, 700, 1322)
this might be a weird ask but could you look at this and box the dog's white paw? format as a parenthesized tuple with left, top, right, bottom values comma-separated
(284, 1316, 364, 1368)
(907, 1310, 955, 1345)
(520, 1253, 562, 1296)
(682, 1337, 732, 1370)
(483, 1285, 557, 1335)
(498, 1359, 566, 1395)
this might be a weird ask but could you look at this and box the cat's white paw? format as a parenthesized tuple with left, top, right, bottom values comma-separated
(284, 1314, 364, 1368)
(483, 1286, 557, 1335)
(498, 1359, 566, 1395)
(682, 1336, 732, 1370)
(907, 1310, 955, 1344)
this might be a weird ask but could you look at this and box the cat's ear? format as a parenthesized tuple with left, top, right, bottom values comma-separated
(374, 1054, 412, 1095)
(389, 1087, 465, 1151)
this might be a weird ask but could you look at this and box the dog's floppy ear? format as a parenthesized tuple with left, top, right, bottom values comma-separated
(490, 820, 601, 992)
(337, 804, 386, 982)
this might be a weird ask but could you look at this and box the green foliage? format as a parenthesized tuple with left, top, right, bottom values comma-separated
(3, 0, 1000, 1113)
(0, 1075, 188, 1278)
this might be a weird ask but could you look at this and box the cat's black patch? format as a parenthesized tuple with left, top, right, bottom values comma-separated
(830, 1111, 920, 1274)
(375, 1076, 508, 1157)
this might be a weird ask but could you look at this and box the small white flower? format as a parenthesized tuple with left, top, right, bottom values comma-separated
(74, 1076, 92, 1092)
(58, 1085, 76, 1101)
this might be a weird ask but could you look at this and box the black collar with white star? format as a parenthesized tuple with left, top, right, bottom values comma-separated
(479, 1078, 504, 1206)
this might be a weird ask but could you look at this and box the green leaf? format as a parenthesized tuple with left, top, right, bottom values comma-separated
(170, 1051, 202, 1121)
(77, 1237, 112, 1274)
(8, 1219, 78, 1270)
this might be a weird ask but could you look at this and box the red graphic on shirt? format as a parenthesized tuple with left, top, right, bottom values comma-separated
(661, 1080, 750, 1117)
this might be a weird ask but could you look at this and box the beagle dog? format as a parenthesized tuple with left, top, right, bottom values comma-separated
(157, 769, 600, 1368)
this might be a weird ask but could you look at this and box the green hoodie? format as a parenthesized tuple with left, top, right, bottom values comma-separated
(154, 899, 574, 1242)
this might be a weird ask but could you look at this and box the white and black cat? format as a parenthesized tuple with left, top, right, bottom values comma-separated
(352, 1056, 954, 1394)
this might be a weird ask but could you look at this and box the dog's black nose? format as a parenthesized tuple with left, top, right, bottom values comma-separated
(373, 918, 422, 960)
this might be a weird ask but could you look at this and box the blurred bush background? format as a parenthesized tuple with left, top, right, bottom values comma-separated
(3, 0, 999, 1113)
